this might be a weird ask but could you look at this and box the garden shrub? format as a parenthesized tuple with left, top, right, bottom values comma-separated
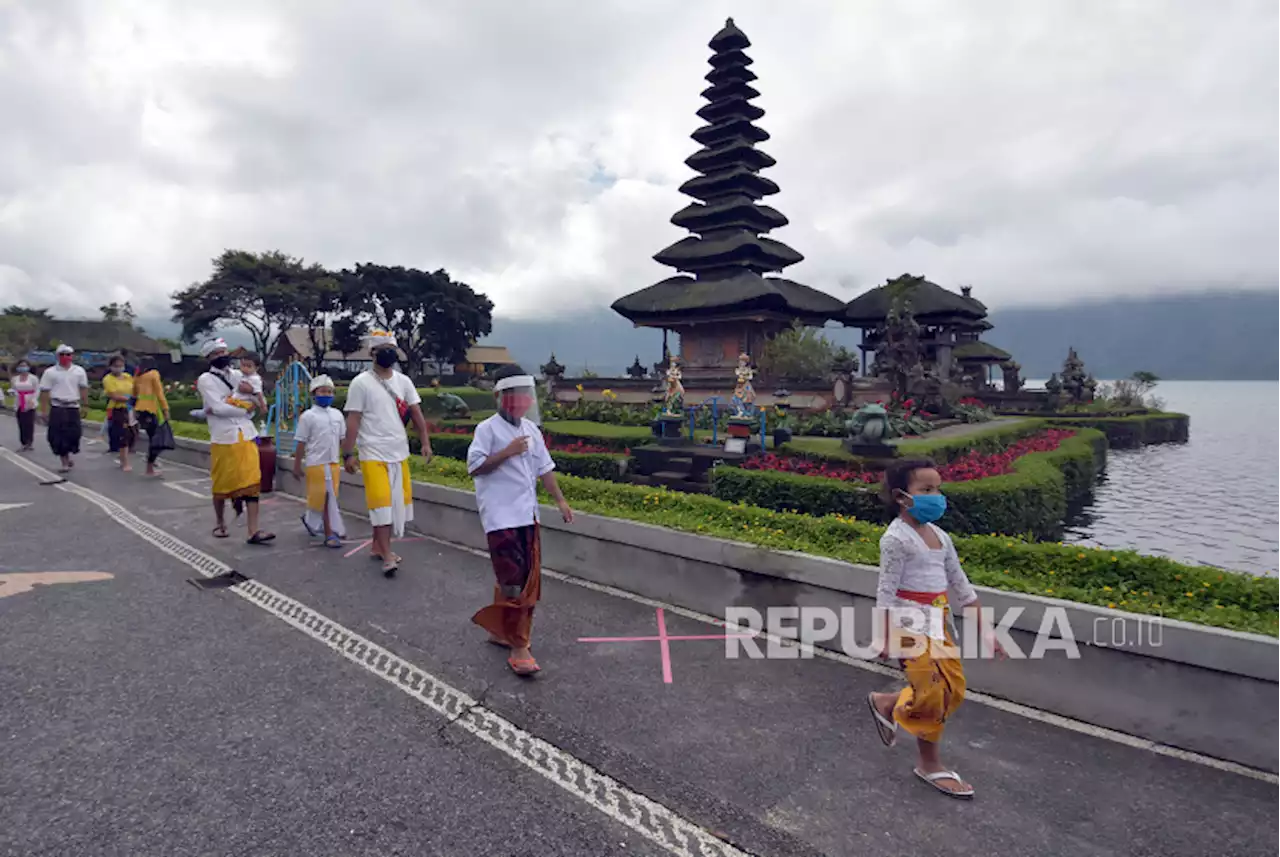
(1048, 413, 1188, 448)
(413, 430, 627, 481)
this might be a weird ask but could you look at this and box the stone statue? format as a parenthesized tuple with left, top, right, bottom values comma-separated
(1001, 360, 1023, 393)
(1060, 347, 1091, 403)
(730, 353, 756, 416)
(846, 403, 889, 443)
(439, 392, 469, 418)
(662, 357, 685, 415)
(626, 356, 647, 379)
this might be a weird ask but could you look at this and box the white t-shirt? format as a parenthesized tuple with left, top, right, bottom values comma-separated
(344, 370, 421, 462)
(230, 372, 263, 409)
(8, 374, 39, 411)
(38, 364, 89, 404)
(466, 414, 555, 533)
(294, 405, 346, 467)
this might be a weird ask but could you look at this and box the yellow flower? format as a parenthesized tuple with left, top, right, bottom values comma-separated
(1110, 556, 1118, 562)
(1006, 542, 1013, 547)
(1102, 586, 1112, 592)
(1185, 592, 1194, 597)
(1045, 588, 1054, 593)
(1076, 553, 1085, 559)
(1049, 570, 1056, 575)
(575, 384, 583, 392)
(1202, 582, 1210, 588)
(1107, 602, 1115, 608)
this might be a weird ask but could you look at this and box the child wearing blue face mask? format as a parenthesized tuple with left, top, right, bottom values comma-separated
(865, 458, 1005, 801)
(291, 376, 347, 547)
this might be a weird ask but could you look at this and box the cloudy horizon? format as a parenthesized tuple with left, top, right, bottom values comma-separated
(1, 0, 1276, 324)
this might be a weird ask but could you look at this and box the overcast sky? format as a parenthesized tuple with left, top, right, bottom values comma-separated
(1, 0, 1275, 324)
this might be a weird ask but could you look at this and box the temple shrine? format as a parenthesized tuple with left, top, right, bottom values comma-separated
(610, 18, 844, 383)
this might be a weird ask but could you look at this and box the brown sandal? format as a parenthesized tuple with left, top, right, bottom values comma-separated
(508, 656, 540, 676)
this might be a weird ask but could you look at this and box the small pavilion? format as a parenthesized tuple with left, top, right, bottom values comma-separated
(842, 275, 1010, 386)
(610, 18, 844, 382)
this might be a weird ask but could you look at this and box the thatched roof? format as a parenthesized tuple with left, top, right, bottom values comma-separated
(843, 275, 987, 325)
(953, 340, 1012, 362)
(612, 271, 845, 323)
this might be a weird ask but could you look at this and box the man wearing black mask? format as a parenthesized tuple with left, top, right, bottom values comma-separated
(196, 338, 275, 545)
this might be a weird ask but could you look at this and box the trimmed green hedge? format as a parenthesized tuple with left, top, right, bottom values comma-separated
(415, 430, 628, 482)
(711, 428, 1108, 540)
(1047, 413, 1188, 448)
(408, 457, 1278, 636)
(781, 419, 1049, 466)
(542, 420, 653, 452)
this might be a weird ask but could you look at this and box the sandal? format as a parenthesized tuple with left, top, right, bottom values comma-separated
(247, 531, 276, 545)
(300, 514, 321, 537)
(212, 525, 229, 539)
(382, 558, 399, 578)
(914, 769, 975, 800)
(324, 535, 343, 549)
(867, 693, 898, 747)
(487, 636, 512, 648)
(508, 656, 540, 676)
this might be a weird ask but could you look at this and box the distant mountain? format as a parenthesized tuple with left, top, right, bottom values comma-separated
(480, 290, 1278, 381)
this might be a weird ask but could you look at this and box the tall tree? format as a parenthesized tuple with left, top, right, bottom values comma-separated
(100, 301, 137, 325)
(330, 315, 368, 359)
(339, 264, 493, 377)
(0, 315, 43, 361)
(170, 250, 337, 361)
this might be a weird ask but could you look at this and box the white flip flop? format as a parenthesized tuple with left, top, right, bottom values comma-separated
(867, 693, 898, 747)
(914, 768, 974, 799)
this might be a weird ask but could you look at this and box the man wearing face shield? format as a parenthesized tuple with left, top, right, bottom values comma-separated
(466, 364, 573, 676)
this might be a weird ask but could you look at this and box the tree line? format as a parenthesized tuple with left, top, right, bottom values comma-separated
(170, 250, 494, 375)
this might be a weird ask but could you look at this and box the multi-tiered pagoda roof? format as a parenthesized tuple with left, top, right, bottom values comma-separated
(612, 18, 844, 326)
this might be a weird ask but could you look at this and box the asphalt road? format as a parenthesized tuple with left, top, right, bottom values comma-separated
(1, 421, 1276, 857)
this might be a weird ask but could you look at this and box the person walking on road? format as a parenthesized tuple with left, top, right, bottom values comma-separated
(341, 331, 431, 577)
(293, 374, 347, 548)
(466, 364, 573, 677)
(866, 458, 1005, 800)
(7, 361, 39, 451)
(132, 356, 171, 477)
(102, 354, 136, 472)
(37, 344, 88, 473)
(196, 338, 274, 545)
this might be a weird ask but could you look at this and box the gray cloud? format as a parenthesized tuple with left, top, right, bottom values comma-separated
(1, 0, 1275, 323)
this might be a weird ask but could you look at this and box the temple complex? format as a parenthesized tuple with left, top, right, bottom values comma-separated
(610, 18, 844, 382)
(842, 275, 1011, 388)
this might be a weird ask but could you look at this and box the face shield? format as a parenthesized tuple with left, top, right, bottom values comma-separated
(494, 374, 540, 426)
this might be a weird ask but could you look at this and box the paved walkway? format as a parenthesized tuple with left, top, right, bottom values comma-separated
(1, 423, 1275, 857)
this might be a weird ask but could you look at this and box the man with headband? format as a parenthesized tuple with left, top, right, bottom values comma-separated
(37, 344, 89, 473)
(467, 364, 573, 676)
(341, 330, 432, 577)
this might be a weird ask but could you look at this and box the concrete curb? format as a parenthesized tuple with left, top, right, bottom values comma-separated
(82, 430, 1280, 772)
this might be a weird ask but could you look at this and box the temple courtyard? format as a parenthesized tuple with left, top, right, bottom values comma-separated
(1, 424, 1275, 857)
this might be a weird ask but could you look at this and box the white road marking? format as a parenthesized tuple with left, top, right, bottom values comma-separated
(14, 447, 1277, 786)
(0, 502, 32, 513)
(162, 482, 210, 501)
(0, 448, 755, 857)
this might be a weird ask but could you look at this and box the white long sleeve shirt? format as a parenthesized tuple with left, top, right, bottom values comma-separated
(196, 368, 258, 445)
(876, 517, 978, 610)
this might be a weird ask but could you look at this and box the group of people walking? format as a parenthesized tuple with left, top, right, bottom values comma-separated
(5, 344, 172, 475)
(6, 334, 988, 795)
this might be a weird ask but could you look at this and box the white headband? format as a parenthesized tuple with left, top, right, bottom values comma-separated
(56, 343, 74, 355)
(200, 338, 228, 357)
(309, 374, 334, 392)
(494, 375, 535, 392)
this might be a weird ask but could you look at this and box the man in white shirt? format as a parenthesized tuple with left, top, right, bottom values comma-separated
(466, 364, 573, 676)
(292, 374, 347, 546)
(340, 331, 432, 577)
(197, 338, 274, 545)
(37, 344, 89, 472)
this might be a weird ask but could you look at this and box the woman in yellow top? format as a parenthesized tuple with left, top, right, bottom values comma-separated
(132, 356, 171, 477)
(101, 354, 136, 472)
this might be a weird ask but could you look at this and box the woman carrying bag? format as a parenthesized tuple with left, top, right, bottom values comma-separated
(132, 357, 174, 477)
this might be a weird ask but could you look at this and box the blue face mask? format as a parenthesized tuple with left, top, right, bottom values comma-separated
(907, 493, 947, 524)
(314, 395, 334, 408)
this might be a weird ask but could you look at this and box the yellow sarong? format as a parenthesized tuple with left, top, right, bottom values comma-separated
(210, 434, 261, 501)
(303, 463, 345, 538)
(891, 607, 966, 743)
(361, 459, 413, 535)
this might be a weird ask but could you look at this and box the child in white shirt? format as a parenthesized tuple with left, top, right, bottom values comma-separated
(291, 375, 346, 546)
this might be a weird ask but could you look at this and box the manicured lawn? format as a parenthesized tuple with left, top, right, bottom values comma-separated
(543, 420, 654, 439)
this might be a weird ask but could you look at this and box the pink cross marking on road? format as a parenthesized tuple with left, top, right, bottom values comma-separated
(343, 536, 424, 558)
(577, 607, 756, 685)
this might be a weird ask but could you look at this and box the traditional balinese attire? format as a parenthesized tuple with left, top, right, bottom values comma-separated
(38, 346, 88, 459)
(294, 376, 347, 539)
(197, 339, 260, 502)
(102, 371, 136, 453)
(876, 517, 977, 742)
(466, 374, 553, 650)
(8, 370, 39, 449)
(132, 368, 170, 467)
(344, 333, 420, 537)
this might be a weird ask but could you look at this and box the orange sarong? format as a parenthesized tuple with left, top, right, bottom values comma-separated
(472, 523, 542, 649)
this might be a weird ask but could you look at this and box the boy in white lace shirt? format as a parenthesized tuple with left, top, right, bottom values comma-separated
(865, 458, 1005, 801)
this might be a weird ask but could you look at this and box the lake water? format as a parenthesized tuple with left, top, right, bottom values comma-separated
(1059, 381, 1278, 576)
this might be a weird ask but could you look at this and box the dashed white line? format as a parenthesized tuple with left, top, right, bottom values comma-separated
(0, 447, 757, 857)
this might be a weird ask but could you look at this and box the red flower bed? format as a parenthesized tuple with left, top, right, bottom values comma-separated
(548, 438, 616, 455)
(742, 429, 1077, 484)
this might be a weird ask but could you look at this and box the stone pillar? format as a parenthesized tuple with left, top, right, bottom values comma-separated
(935, 344, 953, 380)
